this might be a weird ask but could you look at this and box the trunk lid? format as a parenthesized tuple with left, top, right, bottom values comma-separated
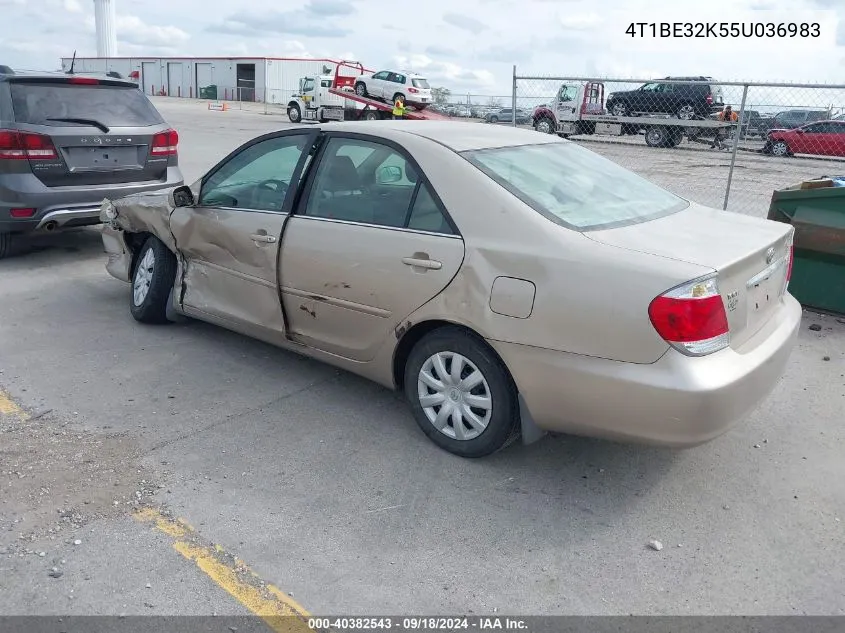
(586, 203, 793, 348)
(9, 78, 172, 187)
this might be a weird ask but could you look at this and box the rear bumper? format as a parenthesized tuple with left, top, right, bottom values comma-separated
(491, 293, 802, 447)
(0, 167, 183, 234)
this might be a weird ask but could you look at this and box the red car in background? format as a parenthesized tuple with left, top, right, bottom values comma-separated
(763, 120, 845, 158)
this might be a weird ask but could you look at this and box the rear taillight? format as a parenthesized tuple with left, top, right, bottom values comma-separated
(0, 129, 58, 160)
(784, 232, 794, 292)
(408, 87, 419, 94)
(706, 93, 713, 105)
(151, 129, 178, 156)
(648, 275, 730, 356)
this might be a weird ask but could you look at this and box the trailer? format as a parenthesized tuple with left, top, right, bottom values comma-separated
(287, 61, 452, 123)
(531, 81, 736, 148)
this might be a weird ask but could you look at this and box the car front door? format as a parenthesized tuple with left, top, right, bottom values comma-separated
(556, 84, 579, 117)
(633, 83, 662, 112)
(387, 72, 406, 100)
(370, 71, 390, 98)
(279, 134, 465, 362)
(170, 129, 318, 342)
(791, 122, 825, 155)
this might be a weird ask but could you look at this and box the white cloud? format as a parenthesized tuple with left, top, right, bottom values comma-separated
(558, 12, 602, 30)
(0, 0, 840, 96)
(393, 54, 496, 90)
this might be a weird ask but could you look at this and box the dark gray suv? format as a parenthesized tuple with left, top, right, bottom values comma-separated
(0, 69, 183, 258)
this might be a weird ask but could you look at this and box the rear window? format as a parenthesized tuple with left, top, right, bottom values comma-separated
(10, 82, 164, 127)
(411, 78, 430, 89)
(462, 142, 688, 231)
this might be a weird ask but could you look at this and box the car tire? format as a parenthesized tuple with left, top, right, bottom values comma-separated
(676, 103, 696, 120)
(489, 115, 499, 123)
(404, 326, 521, 458)
(771, 140, 790, 157)
(287, 103, 302, 123)
(354, 82, 367, 98)
(129, 236, 177, 325)
(0, 232, 11, 259)
(391, 92, 405, 106)
(610, 101, 629, 117)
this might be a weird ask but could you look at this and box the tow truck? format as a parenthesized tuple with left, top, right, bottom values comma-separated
(531, 81, 736, 148)
(288, 61, 452, 123)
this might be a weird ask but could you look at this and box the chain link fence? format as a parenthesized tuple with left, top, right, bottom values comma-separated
(512, 70, 845, 218)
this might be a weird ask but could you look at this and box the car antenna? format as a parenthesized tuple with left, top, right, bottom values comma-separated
(67, 50, 77, 74)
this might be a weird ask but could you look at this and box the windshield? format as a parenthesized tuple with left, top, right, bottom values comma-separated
(10, 82, 164, 127)
(411, 78, 430, 89)
(462, 142, 688, 231)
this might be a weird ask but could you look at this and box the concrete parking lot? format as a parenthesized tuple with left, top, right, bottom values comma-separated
(1, 98, 844, 619)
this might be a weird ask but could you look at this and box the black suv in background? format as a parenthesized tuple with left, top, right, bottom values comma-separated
(605, 76, 725, 120)
(0, 68, 183, 258)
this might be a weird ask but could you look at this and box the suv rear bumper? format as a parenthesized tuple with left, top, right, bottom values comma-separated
(0, 167, 183, 234)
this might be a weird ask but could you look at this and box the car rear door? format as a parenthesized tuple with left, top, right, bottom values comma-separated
(279, 133, 465, 362)
(7, 77, 175, 188)
(170, 128, 319, 342)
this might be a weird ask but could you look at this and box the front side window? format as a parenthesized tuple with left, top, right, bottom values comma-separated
(463, 141, 688, 231)
(200, 134, 311, 212)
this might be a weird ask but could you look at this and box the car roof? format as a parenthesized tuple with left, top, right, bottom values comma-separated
(0, 69, 136, 87)
(318, 120, 562, 152)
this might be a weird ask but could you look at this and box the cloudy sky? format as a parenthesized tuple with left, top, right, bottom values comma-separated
(1, 0, 843, 96)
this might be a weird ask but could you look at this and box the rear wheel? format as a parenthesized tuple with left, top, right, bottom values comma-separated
(363, 110, 380, 121)
(489, 115, 499, 123)
(354, 82, 367, 97)
(404, 326, 520, 458)
(0, 232, 11, 259)
(130, 236, 177, 324)
(644, 126, 671, 147)
(287, 103, 301, 123)
(676, 103, 696, 120)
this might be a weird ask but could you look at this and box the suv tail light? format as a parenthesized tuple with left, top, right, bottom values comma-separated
(150, 129, 178, 156)
(648, 275, 729, 357)
(783, 231, 794, 291)
(705, 93, 713, 105)
(408, 87, 419, 94)
(68, 76, 99, 85)
(0, 129, 59, 160)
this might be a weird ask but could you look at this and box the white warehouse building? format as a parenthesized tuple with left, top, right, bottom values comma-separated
(59, 56, 349, 104)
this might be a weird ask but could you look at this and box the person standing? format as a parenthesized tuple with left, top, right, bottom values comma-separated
(392, 95, 407, 120)
(711, 104, 738, 150)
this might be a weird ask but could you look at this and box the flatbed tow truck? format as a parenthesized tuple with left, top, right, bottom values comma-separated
(531, 81, 736, 148)
(288, 61, 452, 123)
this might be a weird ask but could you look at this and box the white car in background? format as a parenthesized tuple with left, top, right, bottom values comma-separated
(353, 70, 432, 109)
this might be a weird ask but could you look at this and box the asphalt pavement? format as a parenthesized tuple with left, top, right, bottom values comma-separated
(1, 98, 844, 620)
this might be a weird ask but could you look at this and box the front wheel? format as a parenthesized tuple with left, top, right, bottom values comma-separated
(404, 327, 521, 458)
(771, 140, 790, 157)
(610, 101, 629, 117)
(489, 116, 499, 123)
(354, 82, 367, 98)
(287, 103, 301, 123)
(534, 117, 556, 134)
(130, 236, 177, 324)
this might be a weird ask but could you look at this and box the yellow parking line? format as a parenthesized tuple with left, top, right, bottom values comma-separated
(0, 389, 28, 420)
(134, 507, 311, 633)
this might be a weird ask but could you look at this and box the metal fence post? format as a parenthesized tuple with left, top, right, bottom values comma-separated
(511, 65, 517, 127)
(722, 83, 748, 211)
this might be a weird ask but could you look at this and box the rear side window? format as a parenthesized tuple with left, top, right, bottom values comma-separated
(10, 82, 164, 127)
(411, 78, 430, 89)
(463, 141, 688, 231)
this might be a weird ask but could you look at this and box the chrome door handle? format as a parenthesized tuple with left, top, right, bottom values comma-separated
(250, 233, 277, 243)
(402, 257, 441, 270)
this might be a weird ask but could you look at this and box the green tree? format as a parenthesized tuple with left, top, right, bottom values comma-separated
(431, 87, 451, 105)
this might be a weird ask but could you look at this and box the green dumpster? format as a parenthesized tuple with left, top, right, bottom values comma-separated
(199, 85, 217, 100)
(767, 176, 845, 314)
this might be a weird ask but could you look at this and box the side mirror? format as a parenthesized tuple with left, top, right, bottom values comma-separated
(171, 185, 195, 207)
(796, 128, 805, 134)
(377, 165, 403, 184)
